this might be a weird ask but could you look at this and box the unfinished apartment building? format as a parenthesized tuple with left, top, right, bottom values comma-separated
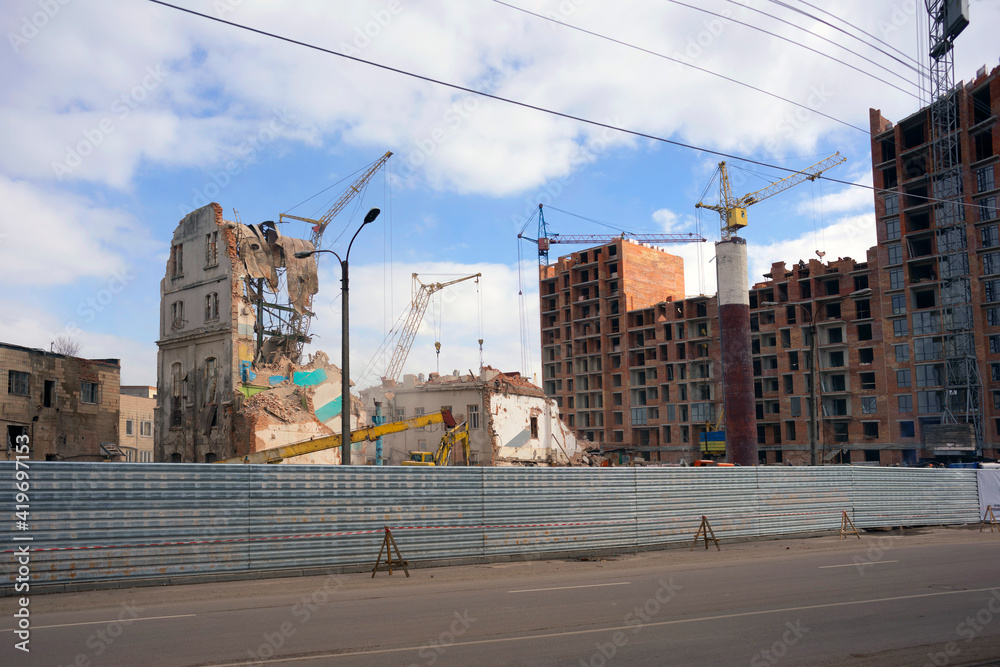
(539, 238, 693, 459)
(539, 63, 1000, 465)
(867, 62, 1000, 461)
(1, 342, 121, 461)
(749, 253, 888, 465)
(156, 203, 362, 464)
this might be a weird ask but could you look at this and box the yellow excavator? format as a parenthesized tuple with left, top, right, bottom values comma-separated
(401, 420, 471, 466)
(216, 409, 458, 464)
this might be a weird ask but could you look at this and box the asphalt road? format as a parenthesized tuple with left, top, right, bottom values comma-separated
(3, 527, 1000, 666)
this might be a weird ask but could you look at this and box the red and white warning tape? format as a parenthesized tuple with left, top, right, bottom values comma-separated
(3, 510, 940, 554)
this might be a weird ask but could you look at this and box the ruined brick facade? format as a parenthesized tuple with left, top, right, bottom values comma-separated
(155, 204, 355, 464)
(1, 342, 120, 461)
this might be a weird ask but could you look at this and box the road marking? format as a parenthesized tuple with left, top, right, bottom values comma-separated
(202, 586, 1000, 665)
(509, 582, 631, 593)
(0, 613, 197, 632)
(818, 560, 898, 569)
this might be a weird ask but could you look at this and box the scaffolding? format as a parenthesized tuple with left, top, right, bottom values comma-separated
(926, 0, 982, 446)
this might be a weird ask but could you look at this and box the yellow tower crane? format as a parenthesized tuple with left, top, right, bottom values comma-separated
(695, 152, 846, 238)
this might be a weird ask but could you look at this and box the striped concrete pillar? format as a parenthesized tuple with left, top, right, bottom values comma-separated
(716, 237, 757, 466)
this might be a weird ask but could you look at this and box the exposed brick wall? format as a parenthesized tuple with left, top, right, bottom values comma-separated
(0, 342, 120, 461)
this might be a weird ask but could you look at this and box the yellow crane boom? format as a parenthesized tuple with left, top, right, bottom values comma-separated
(216, 409, 457, 464)
(696, 152, 846, 240)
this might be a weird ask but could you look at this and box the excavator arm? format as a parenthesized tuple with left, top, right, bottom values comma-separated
(217, 409, 456, 464)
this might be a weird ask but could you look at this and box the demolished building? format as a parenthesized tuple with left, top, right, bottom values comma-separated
(360, 366, 589, 466)
(155, 204, 365, 463)
(1, 342, 121, 461)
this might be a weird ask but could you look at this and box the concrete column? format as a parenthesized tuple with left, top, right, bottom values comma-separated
(716, 238, 757, 466)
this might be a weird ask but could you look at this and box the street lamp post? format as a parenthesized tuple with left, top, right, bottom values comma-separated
(295, 207, 380, 465)
(762, 288, 871, 466)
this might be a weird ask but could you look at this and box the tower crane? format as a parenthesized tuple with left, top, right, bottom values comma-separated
(519, 204, 706, 265)
(382, 273, 483, 383)
(694, 151, 845, 468)
(278, 150, 393, 359)
(695, 152, 846, 238)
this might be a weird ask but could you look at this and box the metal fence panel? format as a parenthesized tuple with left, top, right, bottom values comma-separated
(482, 468, 636, 556)
(637, 468, 761, 544)
(246, 466, 484, 569)
(0, 462, 250, 584)
(755, 467, 852, 535)
(0, 462, 986, 592)
(850, 467, 980, 527)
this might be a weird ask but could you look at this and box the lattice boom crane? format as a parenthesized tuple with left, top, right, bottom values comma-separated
(382, 273, 482, 383)
(695, 152, 846, 239)
(519, 204, 707, 265)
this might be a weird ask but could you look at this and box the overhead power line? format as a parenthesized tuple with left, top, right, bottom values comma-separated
(794, 0, 923, 67)
(662, 0, 921, 100)
(718, 0, 922, 85)
(144, 0, 987, 214)
(493, 0, 868, 135)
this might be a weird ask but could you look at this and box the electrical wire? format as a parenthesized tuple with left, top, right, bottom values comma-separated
(145, 0, 990, 215)
(795, 0, 922, 67)
(493, 0, 870, 135)
(762, 0, 924, 77)
(660, 0, 921, 100)
(719, 0, 922, 86)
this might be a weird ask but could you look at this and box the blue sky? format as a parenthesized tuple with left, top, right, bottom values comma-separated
(1, 0, 997, 387)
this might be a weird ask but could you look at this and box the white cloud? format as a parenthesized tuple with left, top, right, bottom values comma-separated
(749, 213, 877, 285)
(0, 176, 152, 285)
(0, 298, 156, 385)
(305, 259, 540, 388)
(4, 0, 996, 196)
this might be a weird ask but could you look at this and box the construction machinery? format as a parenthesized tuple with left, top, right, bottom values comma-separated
(273, 150, 393, 361)
(400, 420, 471, 466)
(216, 408, 456, 464)
(519, 204, 706, 265)
(695, 153, 846, 239)
(382, 273, 482, 382)
(695, 152, 846, 467)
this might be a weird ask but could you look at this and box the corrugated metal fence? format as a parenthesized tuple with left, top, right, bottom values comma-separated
(0, 462, 981, 592)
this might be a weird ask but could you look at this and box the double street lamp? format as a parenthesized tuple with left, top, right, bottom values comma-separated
(295, 207, 381, 465)
(762, 288, 871, 466)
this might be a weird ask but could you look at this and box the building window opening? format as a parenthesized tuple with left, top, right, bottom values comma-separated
(8, 371, 30, 396)
(171, 362, 183, 427)
(170, 243, 184, 278)
(81, 381, 99, 404)
(205, 292, 219, 321)
(206, 231, 219, 267)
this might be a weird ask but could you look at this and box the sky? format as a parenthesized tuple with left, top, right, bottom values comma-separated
(1, 0, 998, 388)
